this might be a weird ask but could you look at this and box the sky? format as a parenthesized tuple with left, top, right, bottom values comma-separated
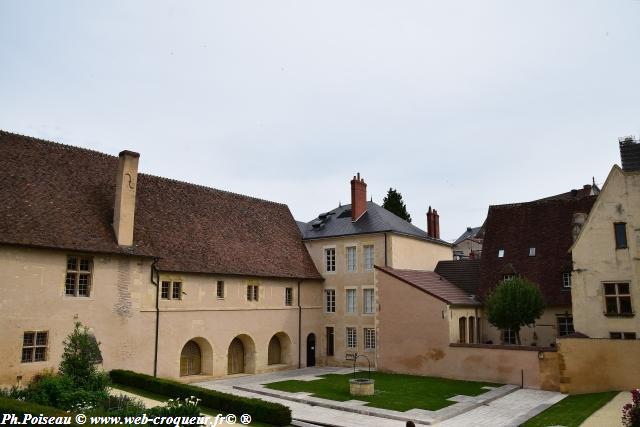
(1, 1, 639, 242)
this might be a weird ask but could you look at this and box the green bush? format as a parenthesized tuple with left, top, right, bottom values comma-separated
(110, 370, 292, 426)
(0, 396, 78, 426)
(24, 372, 108, 410)
(60, 322, 109, 392)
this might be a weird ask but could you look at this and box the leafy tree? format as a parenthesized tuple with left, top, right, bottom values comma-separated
(382, 188, 412, 223)
(59, 322, 108, 391)
(485, 277, 545, 345)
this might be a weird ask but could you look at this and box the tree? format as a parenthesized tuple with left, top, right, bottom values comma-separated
(382, 188, 412, 222)
(59, 322, 107, 390)
(485, 277, 545, 345)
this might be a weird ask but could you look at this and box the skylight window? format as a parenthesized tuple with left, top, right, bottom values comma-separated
(529, 247, 536, 257)
(498, 249, 504, 258)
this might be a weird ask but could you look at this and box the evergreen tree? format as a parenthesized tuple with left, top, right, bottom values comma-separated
(382, 188, 412, 223)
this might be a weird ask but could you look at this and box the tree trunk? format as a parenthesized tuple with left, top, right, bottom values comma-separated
(515, 328, 521, 345)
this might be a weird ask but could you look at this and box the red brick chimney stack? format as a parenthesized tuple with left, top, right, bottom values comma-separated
(427, 206, 434, 237)
(434, 209, 440, 239)
(350, 172, 367, 222)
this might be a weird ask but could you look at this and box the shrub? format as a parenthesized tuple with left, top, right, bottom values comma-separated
(623, 389, 640, 427)
(60, 322, 109, 392)
(110, 370, 292, 426)
(24, 371, 108, 410)
(0, 396, 78, 425)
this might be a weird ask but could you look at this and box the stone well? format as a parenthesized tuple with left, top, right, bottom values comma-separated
(349, 378, 375, 396)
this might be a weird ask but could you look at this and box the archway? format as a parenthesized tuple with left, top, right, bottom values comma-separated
(459, 317, 467, 344)
(306, 333, 316, 367)
(180, 340, 202, 376)
(227, 334, 256, 375)
(268, 332, 293, 366)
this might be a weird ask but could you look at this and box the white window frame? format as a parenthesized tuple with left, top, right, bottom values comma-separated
(285, 287, 293, 306)
(346, 288, 357, 314)
(346, 246, 357, 272)
(562, 273, 571, 289)
(21, 331, 48, 363)
(363, 288, 375, 314)
(364, 328, 376, 350)
(161, 280, 182, 300)
(363, 245, 374, 271)
(498, 249, 505, 258)
(65, 256, 92, 297)
(325, 289, 336, 313)
(346, 327, 357, 349)
(324, 247, 336, 273)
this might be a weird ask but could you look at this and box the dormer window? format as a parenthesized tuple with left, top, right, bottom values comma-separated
(498, 249, 504, 258)
(529, 247, 536, 257)
(563, 273, 571, 288)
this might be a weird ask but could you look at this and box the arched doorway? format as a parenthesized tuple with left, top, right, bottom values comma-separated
(228, 337, 245, 374)
(268, 336, 282, 365)
(180, 340, 201, 376)
(459, 317, 467, 344)
(306, 333, 316, 367)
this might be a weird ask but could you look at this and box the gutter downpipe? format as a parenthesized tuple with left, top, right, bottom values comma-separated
(150, 258, 160, 377)
(297, 280, 302, 369)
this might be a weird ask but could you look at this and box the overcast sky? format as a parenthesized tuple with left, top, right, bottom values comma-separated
(1, 1, 639, 241)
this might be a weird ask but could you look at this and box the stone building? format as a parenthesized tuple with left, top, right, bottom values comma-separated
(0, 131, 323, 385)
(452, 226, 483, 260)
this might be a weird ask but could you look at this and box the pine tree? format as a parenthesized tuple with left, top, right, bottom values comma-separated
(382, 188, 412, 223)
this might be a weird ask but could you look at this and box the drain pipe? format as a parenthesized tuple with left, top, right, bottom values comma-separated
(297, 280, 302, 369)
(150, 258, 160, 377)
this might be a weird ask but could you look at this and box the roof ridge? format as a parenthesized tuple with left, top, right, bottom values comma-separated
(138, 172, 288, 207)
(0, 129, 116, 160)
(489, 195, 596, 209)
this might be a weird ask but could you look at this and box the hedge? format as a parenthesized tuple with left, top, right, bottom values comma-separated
(109, 370, 291, 426)
(0, 396, 79, 425)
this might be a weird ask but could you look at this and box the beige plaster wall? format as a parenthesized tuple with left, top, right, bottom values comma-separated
(481, 306, 572, 347)
(557, 338, 640, 393)
(388, 234, 452, 270)
(453, 239, 483, 258)
(0, 245, 323, 385)
(572, 166, 640, 338)
(377, 270, 558, 389)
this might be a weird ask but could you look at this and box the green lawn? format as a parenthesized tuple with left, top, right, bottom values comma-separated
(264, 371, 498, 412)
(522, 391, 618, 427)
(110, 385, 276, 427)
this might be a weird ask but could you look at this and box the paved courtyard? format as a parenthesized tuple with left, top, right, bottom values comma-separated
(193, 367, 565, 426)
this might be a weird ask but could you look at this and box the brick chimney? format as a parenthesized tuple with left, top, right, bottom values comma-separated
(427, 206, 441, 239)
(619, 136, 640, 172)
(350, 173, 367, 221)
(113, 150, 139, 246)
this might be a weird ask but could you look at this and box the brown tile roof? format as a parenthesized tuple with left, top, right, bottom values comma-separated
(0, 131, 321, 280)
(479, 195, 596, 305)
(434, 259, 481, 297)
(375, 266, 480, 306)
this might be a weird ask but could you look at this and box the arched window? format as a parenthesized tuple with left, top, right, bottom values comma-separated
(468, 317, 475, 344)
(459, 317, 467, 344)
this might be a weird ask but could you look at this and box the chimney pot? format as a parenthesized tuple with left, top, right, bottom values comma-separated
(113, 150, 139, 246)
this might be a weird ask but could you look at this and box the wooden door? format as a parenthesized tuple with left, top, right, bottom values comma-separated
(180, 340, 201, 376)
(268, 336, 281, 365)
(306, 333, 316, 367)
(228, 338, 245, 374)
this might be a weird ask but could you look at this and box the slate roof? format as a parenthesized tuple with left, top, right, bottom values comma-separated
(478, 195, 596, 305)
(453, 226, 483, 246)
(376, 266, 480, 306)
(299, 202, 451, 247)
(0, 131, 321, 280)
(434, 259, 481, 297)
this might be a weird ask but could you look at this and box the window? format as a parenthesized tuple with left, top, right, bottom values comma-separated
(610, 332, 637, 340)
(364, 245, 374, 271)
(325, 289, 336, 313)
(557, 315, 575, 336)
(216, 281, 225, 299)
(247, 285, 259, 301)
(459, 317, 467, 344)
(604, 283, 633, 315)
(364, 328, 376, 350)
(563, 273, 572, 289)
(529, 247, 536, 257)
(502, 274, 516, 282)
(285, 287, 293, 306)
(161, 281, 182, 300)
(325, 248, 336, 272)
(363, 288, 375, 314)
(21, 331, 48, 363)
(498, 249, 504, 258)
(502, 328, 516, 344)
(614, 223, 628, 249)
(346, 246, 356, 272)
(326, 327, 334, 356)
(172, 282, 182, 300)
(346, 327, 357, 349)
(65, 256, 92, 297)
(468, 317, 475, 344)
(346, 289, 356, 314)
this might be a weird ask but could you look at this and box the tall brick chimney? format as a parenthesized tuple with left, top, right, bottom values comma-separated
(113, 150, 139, 246)
(350, 173, 367, 222)
(427, 206, 440, 239)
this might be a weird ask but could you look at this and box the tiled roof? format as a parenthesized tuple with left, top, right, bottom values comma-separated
(376, 266, 480, 306)
(533, 184, 598, 202)
(434, 259, 481, 296)
(299, 202, 451, 247)
(478, 195, 596, 305)
(453, 226, 483, 245)
(0, 130, 321, 280)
